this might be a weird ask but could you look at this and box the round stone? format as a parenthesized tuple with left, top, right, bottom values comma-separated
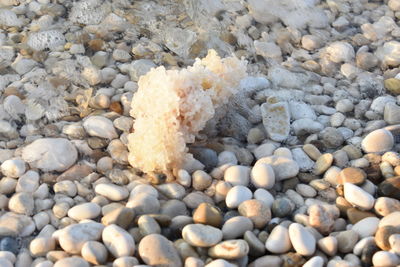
(288, 223, 316, 256)
(238, 199, 271, 229)
(222, 216, 253, 240)
(1, 158, 25, 178)
(182, 224, 222, 247)
(138, 234, 182, 267)
(251, 163, 275, 189)
(225, 185, 252, 209)
(83, 116, 118, 139)
(344, 183, 375, 211)
(192, 170, 212, 191)
(22, 138, 78, 172)
(68, 203, 101, 221)
(81, 241, 108, 265)
(102, 224, 135, 258)
(95, 184, 129, 201)
(361, 129, 394, 153)
(208, 240, 249, 260)
(372, 251, 400, 267)
(224, 165, 250, 186)
(265, 225, 291, 254)
(193, 203, 223, 227)
(272, 198, 294, 217)
(338, 167, 367, 185)
(29, 236, 56, 257)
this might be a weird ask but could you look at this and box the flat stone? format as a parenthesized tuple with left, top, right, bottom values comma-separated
(261, 99, 290, 142)
(138, 234, 182, 267)
(208, 240, 249, 260)
(22, 138, 78, 172)
(224, 165, 250, 186)
(385, 78, 400, 95)
(182, 224, 222, 247)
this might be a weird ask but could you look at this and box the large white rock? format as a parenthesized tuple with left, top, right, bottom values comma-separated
(361, 129, 394, 153)
(265, 225, 291, 253)
(251, 163, 275, 189)
(1, 158, 25, 178)
(352, 217, 380, 238)
(225, 185, 252, 209)
(326, 41, 355, 63)
(343, 183, 375, 211)
(288, 223, 316, 256)
(55, 222, 104, 254)
(376, 41, 400, 67)
(83, 116, 118, 139)
(255, 156, 299, 181)
(22, 138, 78, 172)
(182, 224, 223, 247)
(102, 224, 135, 257)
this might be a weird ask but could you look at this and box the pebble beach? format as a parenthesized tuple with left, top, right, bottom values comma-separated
(1, 0, 400, 266)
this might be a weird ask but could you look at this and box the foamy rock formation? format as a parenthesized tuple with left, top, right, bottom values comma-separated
(127, 50, 247, 174)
